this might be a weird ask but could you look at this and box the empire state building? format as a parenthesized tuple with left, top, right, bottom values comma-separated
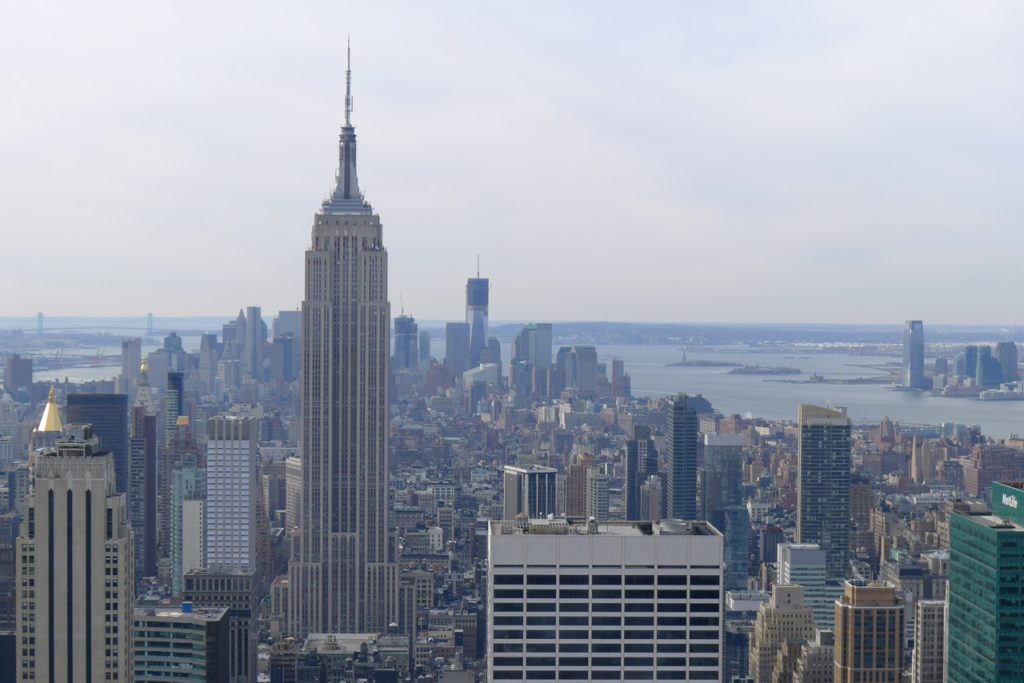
(289, 50, 398, 635)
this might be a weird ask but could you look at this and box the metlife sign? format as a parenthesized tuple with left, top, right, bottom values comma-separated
(993, 482, 1024, 524)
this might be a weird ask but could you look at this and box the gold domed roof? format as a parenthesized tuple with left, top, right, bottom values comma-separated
(37, 386, 63, 433)
(176, 415, 190, 427)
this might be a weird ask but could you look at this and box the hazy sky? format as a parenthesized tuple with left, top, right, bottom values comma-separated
(3, 2, 1023, 324)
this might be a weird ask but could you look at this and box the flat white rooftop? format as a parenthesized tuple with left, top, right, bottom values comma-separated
(489, 518, 720, 537)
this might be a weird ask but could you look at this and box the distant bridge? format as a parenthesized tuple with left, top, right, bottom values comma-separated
(0, 313, 224, 337)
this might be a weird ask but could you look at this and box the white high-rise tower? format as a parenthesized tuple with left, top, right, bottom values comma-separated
(288, 46, 398, 636)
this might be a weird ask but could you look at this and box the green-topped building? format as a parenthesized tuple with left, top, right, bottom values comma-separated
(948, 481, 1024, 681)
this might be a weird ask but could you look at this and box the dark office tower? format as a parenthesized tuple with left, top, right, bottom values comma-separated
(758, 524, 785, 565)
(502, 465, 558, 519)
(418, 330, 431, 367)
(667, 394, 700, 520)
(183, 568, 258, 683)
(963, 344, 979, 379)
(611, 357, 631, 398)
(269, 336, 296, 383)
(393, 315, 419, 371)
(797, 404, 851, 579)
(289, 50, 398, 637)
(244, 305, 266, 380)
(975, 346, 1002, 388)
(703, 434, 750, 590)
(465, 276, 489, 367)
(624, 425, 658, 519)
(444, 322, 470, 375)
(66, 393, 129, 493)
(902, 320, 928, 389)
(996, 341, 1019, 382)
(164, 331, 186, 372)
(130, 363, 158, 578)
(3, 354, 31, 392)
(558, 345, 599, 395)
(130, 403, 158, 578)
(483, 336, 501, 370)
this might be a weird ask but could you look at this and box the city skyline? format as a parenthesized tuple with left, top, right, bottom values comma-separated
(4, 3, 1024, 323)
(4, 7, 1021, 680)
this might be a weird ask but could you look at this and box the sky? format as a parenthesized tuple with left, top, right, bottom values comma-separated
(2, 2, 1023, 324)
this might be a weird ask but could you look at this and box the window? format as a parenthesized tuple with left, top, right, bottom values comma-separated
(593, 575, 621, 585)
(526, 575, 556, 585)
(625, 575, 654, 585)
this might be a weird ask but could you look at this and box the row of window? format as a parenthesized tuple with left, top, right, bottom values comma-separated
(493, 574, 719, 586)
(493, 656, 719, 668)
(493, 616, 720, 627)
(494, 642, 720, 653)
(493, 629, 720, 641)
(492, 669, 719, 680)
(493, 589, 718, 600)
(494, 602, 719, 613)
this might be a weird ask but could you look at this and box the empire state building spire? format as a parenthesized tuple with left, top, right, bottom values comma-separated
(323, 40, 370, 214)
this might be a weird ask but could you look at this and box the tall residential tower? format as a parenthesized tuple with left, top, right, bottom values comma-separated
(288, 50, 398, 636)
(796, 404, 851, 578)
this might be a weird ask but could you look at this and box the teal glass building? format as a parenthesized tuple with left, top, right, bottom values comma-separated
(948, 481, 1024, 681)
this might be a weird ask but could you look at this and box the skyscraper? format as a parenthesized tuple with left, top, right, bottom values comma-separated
(121, 337, 142, 385)
(996, 340, 1019, 382)
(833, 580, 904, 683)
(747, 584, 817, 683)
(667, 394, 700, 520)
(289, 51, 398, 636)
(66, 393, 129, 494)
(975, 344, 1002, 387)
(205, 416, 257, 571)
(796, 404, 851, 578)
(130, 363, 158, 579)
(487, 518, 724, 682)
(703, 433, 749, 590)
(4, 353, 32, 392)
(170, 453, 205, 597)
(444, 321, 470, 375)
(624, 424, 657, 520)
(995, 339, 1019, 382)
(466, 274, 489, 368)
(902, 320, 927, 389)
(133, 605, 230, 683)
(183, 568, 259, 683)
(911, 600, 945, 683)
(417, 330, 431, 367)
(502, 465, 557, 519)
(776, 542, 843, 629)
(243, 305, 266, 380)
(393, 314, 419, 371)
(16, 424, 133, 682)
(948, 481, 1024, 680)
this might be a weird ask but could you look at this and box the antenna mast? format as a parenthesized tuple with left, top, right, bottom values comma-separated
(345, 37, 353, 126)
